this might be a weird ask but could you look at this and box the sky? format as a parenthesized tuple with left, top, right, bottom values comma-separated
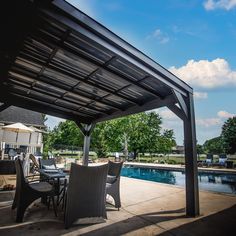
(46, 0, 236, 145)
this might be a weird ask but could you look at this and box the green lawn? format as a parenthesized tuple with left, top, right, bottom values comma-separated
(53, 151, 236, 166)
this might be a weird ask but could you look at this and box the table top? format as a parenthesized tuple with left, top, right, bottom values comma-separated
(39, 169, 67, 179)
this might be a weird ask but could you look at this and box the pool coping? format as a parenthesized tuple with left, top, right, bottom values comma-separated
(124, 162, 236, 174)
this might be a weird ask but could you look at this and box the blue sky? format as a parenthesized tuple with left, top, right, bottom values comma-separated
(46, 0, 236, 145)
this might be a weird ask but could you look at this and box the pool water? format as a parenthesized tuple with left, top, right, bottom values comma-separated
(121, 166, 236, 194)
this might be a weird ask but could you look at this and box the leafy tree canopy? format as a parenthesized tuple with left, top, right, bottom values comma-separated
(44, 112, 176, 158)
(196, 144, 204, 154)
(44, 120, 83, 150)
(221, 117, 236, 154)
(203, 136, 224, 154)
(92, 112, 175, 158)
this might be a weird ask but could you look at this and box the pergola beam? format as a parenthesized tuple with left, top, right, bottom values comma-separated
(95, 94, 176, 123)
(173, 90, 188, 118)
(167, 103, 186, 121)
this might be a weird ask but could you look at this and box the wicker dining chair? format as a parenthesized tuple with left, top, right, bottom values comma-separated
(12, 159, 57, 222)
(64, 163, 108, 229)
(29, 154, 40, 174)
(106, 160, 123, 210)
(39, 158, 57, 169)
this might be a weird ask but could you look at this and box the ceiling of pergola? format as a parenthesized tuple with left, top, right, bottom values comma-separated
(0, 0, 192, 124)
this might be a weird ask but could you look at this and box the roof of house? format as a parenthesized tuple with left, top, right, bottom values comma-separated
(0, 106, 45, 127)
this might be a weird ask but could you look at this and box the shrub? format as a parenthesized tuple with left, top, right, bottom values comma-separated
(166, 159, 177, 164)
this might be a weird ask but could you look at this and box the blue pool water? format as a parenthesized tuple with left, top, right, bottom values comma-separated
(121, 166, 236, 194)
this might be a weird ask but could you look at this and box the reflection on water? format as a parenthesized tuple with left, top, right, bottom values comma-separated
(121, 167, 236, 194)
(121, 167, 176, 185)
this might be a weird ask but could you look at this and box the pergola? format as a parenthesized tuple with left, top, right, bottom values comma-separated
(0, 0, 199, 216)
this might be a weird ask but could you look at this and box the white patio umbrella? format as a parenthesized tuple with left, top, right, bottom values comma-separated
(29, 126, 47, 133)
(28, 126, 46, 145)
(2, 122, 34, 143)
(2, 123, 34, 174)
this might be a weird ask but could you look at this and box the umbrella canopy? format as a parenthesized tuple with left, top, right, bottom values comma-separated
(29, 126, 47, 134)
(2, 123, 33, 133)
(2, 122, 34, 145)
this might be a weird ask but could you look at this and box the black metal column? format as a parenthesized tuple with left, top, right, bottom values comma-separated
(83, 133, 90, 166)
(76, 122, 95, 166)
(183, 93, 199, 216)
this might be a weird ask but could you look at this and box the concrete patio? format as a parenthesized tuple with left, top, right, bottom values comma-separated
(0, 176, 235, 236)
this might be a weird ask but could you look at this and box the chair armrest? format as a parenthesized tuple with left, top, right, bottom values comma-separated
(107, 175, 117, 184)
(25, 174, 40, 178)
(27, 179, 41, 184)
(26, 174, 54, 183)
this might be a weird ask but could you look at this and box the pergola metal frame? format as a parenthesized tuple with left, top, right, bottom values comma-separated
(0, 0, 199, 216)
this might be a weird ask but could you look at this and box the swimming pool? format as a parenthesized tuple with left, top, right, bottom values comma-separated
(121, 166, 236, 194)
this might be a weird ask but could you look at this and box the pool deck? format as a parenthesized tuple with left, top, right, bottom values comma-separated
(124, 162, 236, 174)
(0, 176, 236, 235)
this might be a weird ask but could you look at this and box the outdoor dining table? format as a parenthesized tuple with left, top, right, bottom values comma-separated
(38, 168, 68, 205)
(38, 168, 67, 179)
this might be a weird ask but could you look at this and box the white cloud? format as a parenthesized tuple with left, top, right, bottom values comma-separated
(146, 29, 170, 44)
(196, 118, 221, 127)
(159, 109, 177, 120)
(156, 108, 235, 144)
(196, 110, 235, 128)
(193, 92, 208, 99)
(204, 0, 236, 10)
(169, 58, 236, 89)
(157, 108, 236, 144)
(217, 110, 236, 118)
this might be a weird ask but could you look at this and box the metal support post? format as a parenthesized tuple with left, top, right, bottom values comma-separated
(83, 130, 91, 166)
(76, 122, 95, 166)
(183, 93, 199, 216)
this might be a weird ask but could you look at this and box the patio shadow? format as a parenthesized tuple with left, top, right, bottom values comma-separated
(0, 204, 235, 235)
(79, 208, 186, 236)
(0, 207, 186, 236)
(158, 204, 236, 236)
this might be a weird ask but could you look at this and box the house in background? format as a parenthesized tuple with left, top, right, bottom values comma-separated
(0, 106, 45, 156)
(172, 145, 185, 155)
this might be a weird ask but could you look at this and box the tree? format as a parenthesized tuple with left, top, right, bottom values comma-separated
(203, 137, 223, 154)
(42, 129, 53, 158)
(100, 112, 175, 159)
(157, 129, 176, 157)
(43, 112, 176, 159)
(221, 117, 236, 154)
(196, 144, 204, 155)
(42, 114, 48, 123)
(46, 120, 83, 150)
(196, 144, 204, 160)
(91, 122, 108, 158)
(113, 112, 163, 158)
